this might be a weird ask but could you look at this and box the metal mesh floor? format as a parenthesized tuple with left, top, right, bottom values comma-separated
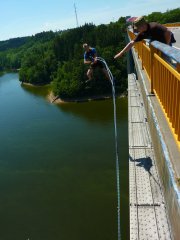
(128, 74, 172, 240)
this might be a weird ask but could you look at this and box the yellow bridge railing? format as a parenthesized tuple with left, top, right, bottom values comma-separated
(163, 22, 180, 27)
(128, 30, 180, 144)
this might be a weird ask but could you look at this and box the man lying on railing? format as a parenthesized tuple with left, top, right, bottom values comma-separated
(114, 16, 176, 59)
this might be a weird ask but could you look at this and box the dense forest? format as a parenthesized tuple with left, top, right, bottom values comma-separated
(145, 8, 180, 23)
(0, 8, 179, 99)
(0, 19, 127, 98)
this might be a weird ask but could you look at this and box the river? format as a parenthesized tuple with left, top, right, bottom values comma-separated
(0, 73, 129, 240)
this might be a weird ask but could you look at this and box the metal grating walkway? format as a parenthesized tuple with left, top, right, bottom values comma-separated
(128, 73, 172, 240)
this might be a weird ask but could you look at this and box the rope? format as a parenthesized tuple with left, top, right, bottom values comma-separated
(97, 57, 121, 240)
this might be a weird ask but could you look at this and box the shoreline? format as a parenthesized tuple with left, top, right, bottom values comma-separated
(21, 82, 127, 104)
(21, 82, 50, 87)
(47, 91, 127, 104)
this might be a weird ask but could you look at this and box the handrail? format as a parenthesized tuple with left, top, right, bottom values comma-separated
(163, 22, 180, 27)
(128, 30, 180, 144)
(151, 40, 180, 63)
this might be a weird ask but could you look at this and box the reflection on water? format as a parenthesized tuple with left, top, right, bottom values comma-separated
(0, 74, 129, 240)
(21, 82, 51, 97)
(58, 97, 128, 125)
(59, 100, 115, 125)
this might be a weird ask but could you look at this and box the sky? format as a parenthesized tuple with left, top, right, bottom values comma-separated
(0, 0, 179, 41)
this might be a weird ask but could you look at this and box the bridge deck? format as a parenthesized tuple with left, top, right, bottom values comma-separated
(128, 73, 172, 240)
(170, 27, 180, 49)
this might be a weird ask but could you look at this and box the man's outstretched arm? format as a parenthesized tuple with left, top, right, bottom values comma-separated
(114, 40, 135, 59)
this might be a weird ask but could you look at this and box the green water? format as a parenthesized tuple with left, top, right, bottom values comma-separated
(0, 73, 129, 240)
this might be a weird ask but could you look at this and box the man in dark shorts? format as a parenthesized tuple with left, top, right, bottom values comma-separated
(83, 43, 109, 82)
(114, 16, 176, 59)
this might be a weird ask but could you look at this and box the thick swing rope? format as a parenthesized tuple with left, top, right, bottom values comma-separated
(96, 57, 121, 240)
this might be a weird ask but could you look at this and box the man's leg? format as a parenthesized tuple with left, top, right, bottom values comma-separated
(102, 68, 110, 81)
(85, 68, 93, 83)
(87, 68, 93, 80)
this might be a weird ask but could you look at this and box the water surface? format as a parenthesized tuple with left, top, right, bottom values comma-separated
(0, 73, 129, 240)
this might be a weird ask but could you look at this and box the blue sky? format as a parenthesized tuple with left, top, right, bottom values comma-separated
(0, 0, 179, 40)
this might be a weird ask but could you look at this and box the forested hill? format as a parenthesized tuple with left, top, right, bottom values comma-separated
(0, 31, 59, 52)
(0, 36, 30, 52)
(0, 18, 128, 98)
(0, 7, 179, 99)
(0, 30, 59, 77)
(145, 7, 180, 23)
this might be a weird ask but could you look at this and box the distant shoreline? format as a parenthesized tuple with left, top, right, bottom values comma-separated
(47, 91, 127, 104)
(21, 82, 127, 104)
(21, 81, 48, 87)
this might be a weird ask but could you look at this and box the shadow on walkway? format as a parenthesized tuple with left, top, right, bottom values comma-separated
(129, 154, 153, 172)
(129, 154, 162, 189)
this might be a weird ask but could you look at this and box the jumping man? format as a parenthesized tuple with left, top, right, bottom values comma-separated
(83, 43, 109, 82)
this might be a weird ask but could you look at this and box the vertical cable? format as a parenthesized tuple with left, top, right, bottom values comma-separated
(97, 57, 121, 240)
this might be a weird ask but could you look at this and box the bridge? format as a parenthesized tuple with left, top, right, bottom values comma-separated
(127, 24, 180, 240)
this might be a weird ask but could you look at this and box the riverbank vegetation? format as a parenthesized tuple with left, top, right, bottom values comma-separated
(0, 8, 179, 99)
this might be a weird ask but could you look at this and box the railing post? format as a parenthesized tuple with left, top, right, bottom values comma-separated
(141, 41, 144, 70)
(150, 44, 156, 94)
(177, 63, 180, 73)
(136, 42, 141, 58)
